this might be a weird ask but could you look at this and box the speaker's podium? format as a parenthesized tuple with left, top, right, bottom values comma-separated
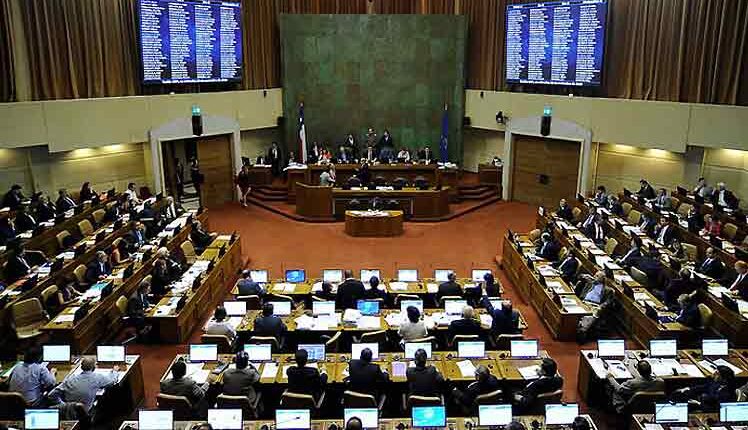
(295, 183, 333, 219)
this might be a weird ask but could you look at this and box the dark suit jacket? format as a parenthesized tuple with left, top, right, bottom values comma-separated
(2, 191, 22, 210)
(637, 185, 656, 200)
(698, 258, 725, 279)
(712, 190, 739, 209)
(79, 188, 96, 202)
(0, 223, 17, 245)
(160, 377, 206, 409)
(654, 225, 676, 245)
(406, 365, 445, 397)
(253, 315, 287, 338)
(619, 248, 642, 268)
(448, 318, 483, 340)
(516, 375, 563, 404)
(286, 365, 326, 396)
(84, 261, 112, 284)
(726, 273, 748, 300)
(437, 281, 462, 300)
(585, 223, 608, 245)
(609, 201, 624, 217)
(348, 359, 389, 395)
(237, 279, 263, 296)
(664, 277, 694, 308)
(556, 205, 574, 221)
(463, 375, 502, 405)
(417, 149, 435, 162)
(5, 254, 31, 282)
(687, 213, 704, 233)
(15, 213, 37, 232)
(336, 279, 366, 310)
(127, 229, 146, 248)
(150, 266, 172, 296)
(127, 292, 149, 318)
(56, 196, 76, 213)
(536, 240, 560, 261)
(36, 202, 56, 221)
(555, 256, 579, 283)
(639, 218, 657, 237)
(676, 302, 702, 328)
(190, 228, 212, 249)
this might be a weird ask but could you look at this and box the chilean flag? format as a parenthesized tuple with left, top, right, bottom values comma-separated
(440, 103, 449, 163)
(298, 102, 307, 163)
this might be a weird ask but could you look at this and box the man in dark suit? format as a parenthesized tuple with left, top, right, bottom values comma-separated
(481, 294, 520, 335)
(377, 129, 394, 153)
(406, 348, 446, 397)
(535, 232, 560, 261)
(675, 290, 703, 328)
(2, 184, 25, 210)
(617, 238, 643, 269)
(127, 280, 151, 331)
(697, 247, 725, 279)
(14, 205, 37, 232)
(712, 182, 739, 209)
(593, 186, 608, 206)
(654, 218, 676, 246)
(554, 254, 579, 283)
(637, 179, 656, 200)
(347, 347, 389, 396)
(664, 268, 695, 310)
(35, 195, 56, 222)
(336, 270, 366, 310)
(447, 305, 483, 340)
(126, 222, 147, 250)
(686, 206, 704, 233)
(727, 261, 748, 300)
(638, 213, 656, 237)
(286, 349, 327, 398)
(578, 207, 597, 230)
(0, 218, 17, 246)
(161, 196, 183, 222)
(190, 220, 215, 252)
(453, 364, 502, 415)
(513, 358, 563, 411)
(606, 360, 664, 413)
(417, 146, 435, 163)
(555, 199, 574, 222)
(437, 271, 462, 301)
(55, 189, 77, 214)
(253, 303, 287, 339)
(160, 359, 208, 413)
(607, 195, 624, 217)
(585, 218, 608, 247)
(267, 142, 282, 177)
(5, 246, 32, 282)
(237, 270, 265, 296)
(336, 145, 352, 164)
(85, 251, 112, 284)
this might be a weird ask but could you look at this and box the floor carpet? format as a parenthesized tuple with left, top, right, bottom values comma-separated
(127, 199, 601, 416)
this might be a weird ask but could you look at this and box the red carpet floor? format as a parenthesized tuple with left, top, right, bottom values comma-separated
(128, 200, 597, 414)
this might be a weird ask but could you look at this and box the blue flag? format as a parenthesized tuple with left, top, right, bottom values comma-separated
(439, 104, 449, 163)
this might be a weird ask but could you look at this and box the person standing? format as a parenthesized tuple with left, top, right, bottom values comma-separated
(236, 164, 252, 207)
(268, 142, 282, 177)
(190, 158, 204, 206)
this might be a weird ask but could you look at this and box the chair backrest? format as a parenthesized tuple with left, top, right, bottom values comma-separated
(439, 295, 463, 306)
(737, 388, 747, 402)
(92, 209, 106, 225)
(280, 391, 316, 409)
(698, 303, 713, 329)
(393, 177, 407, 188)
(201, 335, 232, 353)
(604, 237, 618, 255)
(571, 207, 582, 222)
(74, 264, 87, 283)
(528, 229, 541, 242)
(359, 330, 387, 346)
(249, 336, 280, 352)
(394, 294, 420, 306)
(724, 223, 739, 241)
(40, 285, 59, 306)
(56, 230, 71, 249)
(625, 391, 666, 414)
(670, 196, 680, 210)
(11, 298, 47, 328)
(237, 295, 262, 310)
(407, 395, 443, 408)
(495, 334, 524, 350)
(475, 389, 503, 405)
(374, 176, 387, 186)
(115, 296, 128, 316)
(621, 202, 632, 216)
(156, 393, 193, 420)
(347, 177, 362, 188)
(558, 246, 568, 261)
(450, 334, 480, 347)
(181, 241, 197, 260)
(343, 390, 377, 409)
(216, 394, 255, 418)
(536, 389, 563, 405)
(266, 293, 293, 302)
(630, 267, 649, 286)
(77, 219, 94, 236)
(627, 209, 642, 225)
(0, 391, 28, 420)
(682, 243, 698, 262)
(676, 202, 692, 217)
(325, 331, 342, 353)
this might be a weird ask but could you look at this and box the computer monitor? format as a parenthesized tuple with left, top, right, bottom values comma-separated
(411, 406, 446, 428)
(444, 300, 467, 315)
(400, 299, 424, 314)
(434, 269, 452, 282)
(223, 301, 247, 316)
(478, 405, 513, 426)
(243, 344, 272, 362)
(189, 344, 218, 362)
(649, 339, 678, 357)
(268, 301, 292, 316)
(360, 269, 381, 283)
(458, 341, 485, 359)
(356, 300, 380, 316)
(250, 269, 268, 283)
(43, 345, 71, 363)
(344, 408, 378, 429)
(655, 403, 688, 423)
(351, 343, 379, 360)
(597, 339, 626, 358)
(322, 269, 344, 284)
(472, 269, 492, 282)
(298, 344, 325, 361)
(138, 410, 174, 430)
(25, 409, 60, 430)
(510, 340, 539, 358)
(720, 402, 748, 422)
(208, 408, 243, 430)
(96, 345, 125, 363)
(397, 269, 419, 282)
(285, 269, 306, 283)
(404, 342, 432, 359)
(312, 301, 336, 316)
(275, 409, 311, 430)
(702, 339, 729, 357)
(545, 404, 579, 425)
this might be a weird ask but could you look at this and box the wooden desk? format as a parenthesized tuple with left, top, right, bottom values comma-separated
(631, 413, 722, 429)
(247, 165, 273, 186)
(501, 233, 592, 341)
(344, 210, 404, 237)
(295, 184, 333, 218)
(332, 187, 450, 220)
(478, 163, 503, 187)
(146, 236, 242, 343)
(2, 421, 79, 430)
(673, 188, 748, 237)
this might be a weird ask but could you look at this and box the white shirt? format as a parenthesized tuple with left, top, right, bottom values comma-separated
(718, 190, 728, 207)
(124, 189, 139, 202)
(731, 273, 746, 290)
(656, 226, 669, 244)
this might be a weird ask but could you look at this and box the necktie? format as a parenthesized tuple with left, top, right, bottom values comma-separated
(732, 274, 745, 290)
(19, 257, 29, 269)
(597, 226, 602, 240)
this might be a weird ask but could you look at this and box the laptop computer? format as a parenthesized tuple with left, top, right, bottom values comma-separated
(649, 339, 678, 358)
(189, 344, 218, 362)
(43, 345, 71, 363)
(360, 269, 381, 283)
(434, 269, 452, 282)
(720, 402, 748, 423)
(356, 300, 380, 316)
(344, 408, 378, 429)
(444, 299, 468, 315)
(285, 269, 306, 283)
(702, 339, 729, 358)
(400, 299, 424, 314)
(312, 301, 336, 316)
(545, 404, 579, 425)
(297, 344, 325, 361)
(404, 342, 432, 359)
(267, 301, 292, 316)
(322, 269, 343, 284)
(510, 340, 539, 358)
(97, 345, 126, 363)
(597, 339, 626, 358)
(243, 344, 272, 362)
(655, 403, 688, 423)
(249, 269, 268, 283)
(208, 408, 243, 430)
(397, 269, 419, 282)
(411, 406, 446, 428)
(351, 343, 379, 360)
(478, 404, 513, 427)
(275, 409, 311, 430)
(138, 410, 174, 430)
(458, 341, 486, 359)
(223, 301, 247, 316)
(25, 409, 60, 430)
(472, 269, 492, 282)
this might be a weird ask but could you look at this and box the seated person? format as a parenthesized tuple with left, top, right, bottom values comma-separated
(398, 306, 428, 344)
(452, 364, 501, 415)
(712, 182, 739, 209)
(617, 237, 643, 268)
(48, 279, 82, 316)
(638, 212, 657, 237)
(78, 182, 97, 203)
(727, 261, 748, 300)
(236, 270, 265, 296)
(126, 222, 147, 250)
(664, 268, 696, 310)
(578, 207, 597, 230)
(0, 218, 17, 246)
(337, 146, 353, 164)
(653, 188, 672, 210)
(190, 220, 216, 252)
(396, 147, 411, 163)
(417, 146, 435, 163)
(507, 422, 527, 430)
(482, 294, 520, 335)
(320, 165, 336, 187)
(364, 276, 387, 301)
(8, 346, 56, 406)
(553, 253, 579, 284)
(437, 271, 462, 301)
(337, 270, 366, 310)
(48, 357, 119, 412)
(512, 358, 563, 411)
(675, 290, 704, 328)
(535, 232, 560, 261)
(686, 205, 704, 232)
(222, 351, 260, 404)
(160, 359, 208, 412)
(127, 280, 152, 332)
(14, 204, 37, 232)
(593, 186, 608, 206)
(161, 196, 183, 221)
(347, 347, 389, 396)
(253, 303, 287, 339)
(286, 349, 327, 398)
(4, 245, 33, 282)
(673, 365, 737, 411)
(585, 217, 608, 247)
(205, 306, 237, 344)
(2, 184, 25, 210)
(571, 417, 591, 430)
(406, 348, 446, 397)
(697, 247, 725, 279)
(481, 272, 501, 297)
(315, 281, 337, 302)
(124, 182, 141, 204)
(607, 195, 623, 216)
(110, 240, 131, 267)
(703, 213, 722, 237)
(84, 251, 112, 285)
(150, 258, 173, 297)
(606, 360, 664, 413)
(555, 198, 574, 222)
(667, 239, 688, 264)
(55, 188, 77, 213)
(447, 305, 483, 339)
(576, 271, 611, 305)
(637, 179, 656, 200)
(654, 217, 676, 245)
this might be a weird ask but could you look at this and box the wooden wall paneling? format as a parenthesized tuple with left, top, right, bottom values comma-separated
(511, 136, 580, 208)
(196, 135, 234, 209)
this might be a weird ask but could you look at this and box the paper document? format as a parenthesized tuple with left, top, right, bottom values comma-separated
(54, 314, 76, 323)
(680, 364, 704, 378)
(385, 312, 404, 327)
(357, 316, 381, 329)
(479, 314, 493, 327)
(294, 315, 315, 330)
(389, 282, 408, 291)
(518, 365, 540, 380)
(426, 283, 438, 293)
(712, 358, 743, 375)
(260, 363, 278, 379)
(457, 360, 476, 377)
(643, 425, 664, 430)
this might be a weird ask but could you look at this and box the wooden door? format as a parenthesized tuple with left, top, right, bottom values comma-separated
(511, 136, 580, 208)
(161, 141, 177, 199)
(196, 135, 235, 209)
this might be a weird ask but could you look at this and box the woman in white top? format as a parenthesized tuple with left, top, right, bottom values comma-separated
(397, 148, 411, 163)
(398, 305, 428, 344)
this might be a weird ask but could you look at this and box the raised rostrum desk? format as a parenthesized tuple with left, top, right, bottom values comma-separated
(344, 210, 404, 237)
